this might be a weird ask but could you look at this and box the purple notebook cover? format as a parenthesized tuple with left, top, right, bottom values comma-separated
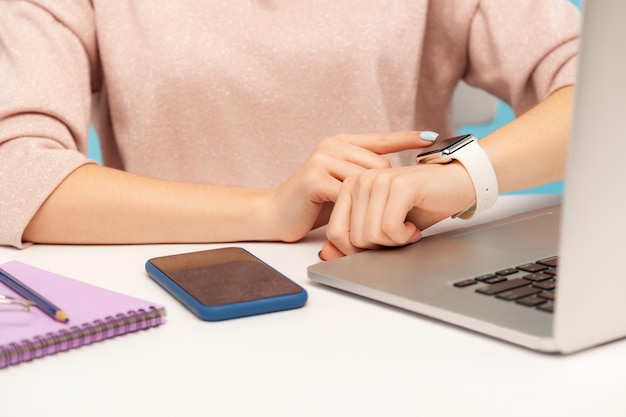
(0, 260, 166, 369)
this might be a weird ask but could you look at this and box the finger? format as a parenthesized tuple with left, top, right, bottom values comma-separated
(326, 178, 363, 257)
(312, 131, 439, 182)
(385, 218, 421, 246)
(349, 169, 423, 248)
(356, 173, 419, 247)
(378, 178, 422, 245)
(299, 157, 377, 204)
(318, 240, 353, 261)
(351, 171, 393, 248)
(306, 173, 343, 204)
(326, 154, 388, 181)
(341, 130, 439, 155)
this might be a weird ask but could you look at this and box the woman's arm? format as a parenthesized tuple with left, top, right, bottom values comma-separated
(481, 85, 573, 193)
(321, 85, 574, 259)
(23, 131, 436, 245)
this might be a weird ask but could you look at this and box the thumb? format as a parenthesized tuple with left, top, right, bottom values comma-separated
(318, 240, 349, 261)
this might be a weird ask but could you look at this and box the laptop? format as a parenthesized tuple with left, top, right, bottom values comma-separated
(307, 1, 626, 354)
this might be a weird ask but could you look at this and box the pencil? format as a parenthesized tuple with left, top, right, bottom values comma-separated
(0, 267, 69, 323)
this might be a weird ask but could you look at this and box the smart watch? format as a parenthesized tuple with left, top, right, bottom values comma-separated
(415, 134, 498, 219)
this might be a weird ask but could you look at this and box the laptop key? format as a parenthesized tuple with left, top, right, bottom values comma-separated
(496, 285, 542, 301)
(476, 278, 531, 295)
(537, 300, 555, 313)
(523, 272, 553, 282)
(474, 273, 498, 282)
(453, 279, 477, 288)
(543, 267, 558, 276)
(517, 263, 549, 273)
(538, 291, 555, 300)
(484, 276, 508, 284)
(534, 280, 556, 290)
(516, 295, 548, 307)
(496, 268, 518, 276)
(537, 256, 558, 268)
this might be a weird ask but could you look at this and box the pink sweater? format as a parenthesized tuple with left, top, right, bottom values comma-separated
(0, 0, 579, 248)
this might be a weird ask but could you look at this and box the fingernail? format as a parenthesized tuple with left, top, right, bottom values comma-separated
(318, 250, 326, 261)
(419, 131, 439, 142)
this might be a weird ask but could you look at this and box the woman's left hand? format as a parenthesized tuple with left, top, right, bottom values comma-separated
(320, 161, 476, 260)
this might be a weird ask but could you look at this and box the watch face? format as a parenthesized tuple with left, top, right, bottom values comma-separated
(415, 134, 474, 164)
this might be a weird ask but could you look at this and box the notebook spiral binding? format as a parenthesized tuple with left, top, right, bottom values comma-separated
(0, 306, 165, 369)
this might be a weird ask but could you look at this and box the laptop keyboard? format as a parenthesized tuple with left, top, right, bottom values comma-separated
(453, 256, 558, 313)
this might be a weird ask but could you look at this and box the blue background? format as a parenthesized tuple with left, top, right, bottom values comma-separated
(87, 0, 582, 195)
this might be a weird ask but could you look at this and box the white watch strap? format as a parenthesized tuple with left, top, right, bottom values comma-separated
(451, 138, 498, 219)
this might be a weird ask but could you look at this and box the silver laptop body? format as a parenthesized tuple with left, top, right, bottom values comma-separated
(307, 1, 626, 354)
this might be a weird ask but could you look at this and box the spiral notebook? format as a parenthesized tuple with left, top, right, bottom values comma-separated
(0, 260, 166, 369)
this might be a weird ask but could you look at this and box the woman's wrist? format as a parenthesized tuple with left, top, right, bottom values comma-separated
(250, 188, 283, 241)
(441, 162, 478, 217)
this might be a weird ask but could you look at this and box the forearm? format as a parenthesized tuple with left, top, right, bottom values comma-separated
(23, 164, 274, 245)
(481, 85, 574, 193)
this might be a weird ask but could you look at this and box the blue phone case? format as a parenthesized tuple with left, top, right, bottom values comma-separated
(145, 248, 307, 321)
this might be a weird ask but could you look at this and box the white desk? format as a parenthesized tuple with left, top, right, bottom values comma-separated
(2, 194, 626, 417)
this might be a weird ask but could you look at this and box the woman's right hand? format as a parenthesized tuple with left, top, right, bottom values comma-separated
(266, 131, 439, 243)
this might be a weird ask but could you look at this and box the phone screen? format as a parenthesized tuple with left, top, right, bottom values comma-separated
(154, 249, 302, 305)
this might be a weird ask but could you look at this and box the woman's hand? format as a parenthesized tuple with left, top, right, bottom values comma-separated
(319, 86, 575, 260)
(320, 161, 476, 260)
(266, 131, 439, 243)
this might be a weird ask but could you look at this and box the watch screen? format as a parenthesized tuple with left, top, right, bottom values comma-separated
(415, 134, 472, 163)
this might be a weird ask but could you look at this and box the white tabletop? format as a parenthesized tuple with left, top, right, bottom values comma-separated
(2, 194, 625, 417)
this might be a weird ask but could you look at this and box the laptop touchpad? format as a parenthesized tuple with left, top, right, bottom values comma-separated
(449, 210, 560, 254)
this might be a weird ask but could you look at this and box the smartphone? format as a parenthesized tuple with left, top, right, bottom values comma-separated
(145, 247, 307, 321)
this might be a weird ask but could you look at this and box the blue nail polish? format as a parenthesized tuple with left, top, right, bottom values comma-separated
(419, 131, 439, 142)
